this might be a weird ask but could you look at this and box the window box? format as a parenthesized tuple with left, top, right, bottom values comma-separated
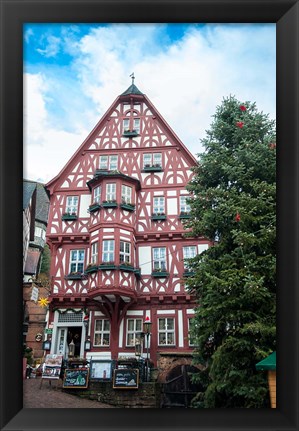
(85, 264, 99, 274)
(102, 201, 118, 209)
(143, 165, 163, 173)
(62, 213, 78, 221)
(179, 212, 191, 219)
(88, 203, 101, 213)
(151, 213, 166, 221)
(183, 270, 195, 277)
(123, 130, 139, 137)
(120, 203, 135, 212)
(134, 268, 141, 278)
(119, 263, 135, 272)
(99, 262, 117, 270)
(65, 272, 84, 280)
(151, 270, 169, 278)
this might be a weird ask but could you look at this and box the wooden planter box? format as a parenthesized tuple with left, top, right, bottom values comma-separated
(98, 264, 117, 271)
(88, 204, 101, 213)
(122, 130, 139, 137)
(62, 214, 78, 221)
(85, 265, 99, 274)
(102, 202, 118, 209)
(120, 203, 135, 212)
(143, 166, 163, 173)
(151, 215, 166, 221)
(151, 271, 169, 278)
(119, 264, 135, 272)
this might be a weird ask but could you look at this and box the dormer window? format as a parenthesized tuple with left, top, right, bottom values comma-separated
(99, 155, 118, 171)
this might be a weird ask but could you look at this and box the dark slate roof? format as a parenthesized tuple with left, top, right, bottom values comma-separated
(23, 180, 49, 223)
(121, 84, 144, 96)
(23, 181, 37, 210)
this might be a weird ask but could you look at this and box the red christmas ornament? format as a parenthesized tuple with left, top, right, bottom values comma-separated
(236, 121, 244, 128)
(235, 213, 241, 222)
(240, 105, 247, 111)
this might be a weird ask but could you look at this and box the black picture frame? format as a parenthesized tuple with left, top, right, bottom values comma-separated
(1, 1, 298, 430)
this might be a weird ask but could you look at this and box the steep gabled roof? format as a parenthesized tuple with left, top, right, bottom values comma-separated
(46, 83, 198, 193)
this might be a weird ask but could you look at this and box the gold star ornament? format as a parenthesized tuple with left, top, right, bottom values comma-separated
(38, 297, 49, 308)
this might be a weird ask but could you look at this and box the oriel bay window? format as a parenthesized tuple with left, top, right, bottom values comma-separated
(106, 183, 116, 202)
(69, 249, 85, 273)
(158, 318, 175, 346)
(120, 241, 131, 264)
(94, 319, 110, 346)
(126, 318, 143, 346)
(121, 185, 132, 204)
(93, 186, 101, 203)
(102, 240, 115, 263)
(99, 155, 118, 171)
(91, 242, 98, 264)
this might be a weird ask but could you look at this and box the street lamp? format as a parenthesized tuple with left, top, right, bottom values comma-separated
(143, 316, 152, 382)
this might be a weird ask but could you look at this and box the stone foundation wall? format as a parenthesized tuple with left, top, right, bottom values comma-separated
(63, 381, 162, 408)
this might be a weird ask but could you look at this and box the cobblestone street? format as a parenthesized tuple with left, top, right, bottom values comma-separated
(23, 378, 116, 408)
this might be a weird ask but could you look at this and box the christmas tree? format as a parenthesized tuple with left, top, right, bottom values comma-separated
(186, 96, 276, 408)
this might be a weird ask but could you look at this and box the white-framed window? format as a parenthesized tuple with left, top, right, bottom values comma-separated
(133, 118, 140, 133)
(123, 118, 130, 133)
(183, 246, 197, 269)
(91, 242, 98, 264)
(188, 317, 196, 347)
(99, 155, 118, 171)
(69, 249, 85, 273)
(106, 183, 116, 201)
(94, 319, 110, 346)
(153, 197, 165, 214)
(102, 240, 115, 263)
(66, 196, 79, 214)
(153, 247, 166, 271)
(121, 185, 132, 204)
(120, 241, 131, 264)
(158, 318, 175, 346)
(126, 318, 143, 346)
(93, 186, 101, 204)
(180, 196, 191, 213)
(143, 153, 162, 168)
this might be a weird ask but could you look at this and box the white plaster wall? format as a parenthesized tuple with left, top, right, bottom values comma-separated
(79, 194, 91, 218)
(138, 247, 152, 274)
(167, 198, 178, 215)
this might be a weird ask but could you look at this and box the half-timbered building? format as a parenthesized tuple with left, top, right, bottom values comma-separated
(45, 80, 210, 373)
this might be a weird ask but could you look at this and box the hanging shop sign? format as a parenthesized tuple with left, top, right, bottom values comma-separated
(35, 333, 43, 342)
(30, 286, 39, 302)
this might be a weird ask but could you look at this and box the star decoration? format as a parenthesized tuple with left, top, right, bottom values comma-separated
(38, 297, 49, 308)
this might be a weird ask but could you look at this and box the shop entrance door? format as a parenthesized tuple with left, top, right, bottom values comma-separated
(56, 327, 82, 358)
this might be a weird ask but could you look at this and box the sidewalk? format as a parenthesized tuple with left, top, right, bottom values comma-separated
(23, 377, 116, 408)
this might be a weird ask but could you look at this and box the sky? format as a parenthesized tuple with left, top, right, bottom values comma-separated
(23, 23, 276, 184)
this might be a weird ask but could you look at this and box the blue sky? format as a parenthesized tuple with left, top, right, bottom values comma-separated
(23, 23, 276, 183)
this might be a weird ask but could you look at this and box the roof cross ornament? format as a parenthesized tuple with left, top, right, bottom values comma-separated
(130, 72, 135, 85)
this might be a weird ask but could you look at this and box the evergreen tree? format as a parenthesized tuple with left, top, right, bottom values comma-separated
(186, 96, 276, 408)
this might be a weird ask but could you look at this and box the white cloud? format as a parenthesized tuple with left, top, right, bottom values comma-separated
(36, 35, 61, 58)
(24, 23, 276, 182)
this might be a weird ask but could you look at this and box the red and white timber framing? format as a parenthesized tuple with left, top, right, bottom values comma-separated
(45, 84, 211, 365)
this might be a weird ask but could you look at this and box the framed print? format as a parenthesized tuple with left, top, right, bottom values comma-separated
(0, 0, 298, 431)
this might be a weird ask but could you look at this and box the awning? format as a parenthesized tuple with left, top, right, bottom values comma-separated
(255, 352, 276, 371)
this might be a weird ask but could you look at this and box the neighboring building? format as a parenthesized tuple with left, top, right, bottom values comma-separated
(45, 81, 210, 376)
(23, 180, 50, 359)
(23, 181, 50, 281)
